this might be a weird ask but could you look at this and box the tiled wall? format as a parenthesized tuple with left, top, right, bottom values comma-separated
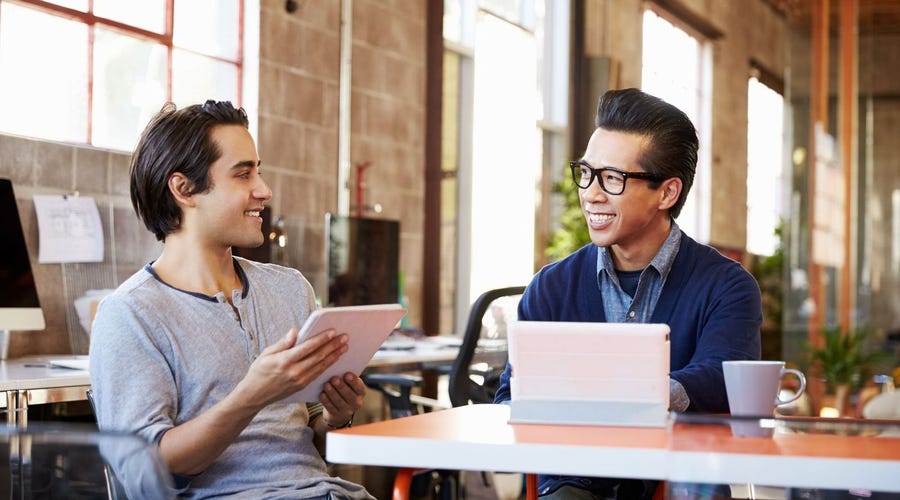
(257, 0, 426, 326)
(0, 134, 160, 355)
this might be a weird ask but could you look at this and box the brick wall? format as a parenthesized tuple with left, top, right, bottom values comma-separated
(0, 135, 159, 355)
(257, 0, 426, 327)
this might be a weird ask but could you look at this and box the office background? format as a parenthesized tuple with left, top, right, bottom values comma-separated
(0, 0, 897, 374)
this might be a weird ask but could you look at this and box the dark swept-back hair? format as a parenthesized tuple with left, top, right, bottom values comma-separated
(595, 88, 698, 219)
(130, 100, 250, 241)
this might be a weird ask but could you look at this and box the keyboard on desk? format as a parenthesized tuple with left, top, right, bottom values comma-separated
(48, 356, 90, 371)
(378, 334, 416, 351)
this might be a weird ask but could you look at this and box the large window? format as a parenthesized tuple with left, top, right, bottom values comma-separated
(746, 76, 785, 256)
(641, 8, 711, 242)
(442, 0, 566, 333)
(0, 0, 242, 151)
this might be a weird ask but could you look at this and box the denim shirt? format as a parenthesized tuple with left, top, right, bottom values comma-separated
(596, 221, 681, 322)
(596, 221, 690, 412)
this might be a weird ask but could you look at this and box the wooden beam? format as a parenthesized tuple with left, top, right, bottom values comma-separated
(839, 0, 858, 330)
(422, 0, 443, 335)
(808, 0, 829, 343)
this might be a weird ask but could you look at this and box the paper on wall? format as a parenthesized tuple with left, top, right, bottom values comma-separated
(33, 195, 104, 263)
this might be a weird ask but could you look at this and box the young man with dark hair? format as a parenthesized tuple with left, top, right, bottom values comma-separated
(494, 88, 762, 499)
(90, 100, 373, 499)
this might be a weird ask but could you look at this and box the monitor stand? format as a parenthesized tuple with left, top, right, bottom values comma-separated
(0, 330, 9, 360)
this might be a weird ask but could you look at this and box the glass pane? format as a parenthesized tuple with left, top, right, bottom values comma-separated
(92, 28, 167, 152)
(440, 50, 461, 335)
(174, 0, 240, 60)
(0, 3, 88, 143)
(479, 0, 534, 30)
(641, 9, 707, 242)
(171, 50, 239, 108)
(42, 0, 88, 11)
(444, 0, 475, 47)
(94, 0, 165, 34)
(856, 9, 900, 370)
(469, 11, 537, 297)
(746, 77, 785, 257)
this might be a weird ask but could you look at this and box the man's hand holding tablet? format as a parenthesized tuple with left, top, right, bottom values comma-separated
(281, 303, 407, 403)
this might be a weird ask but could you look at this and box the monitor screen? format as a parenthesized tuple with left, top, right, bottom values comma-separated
(0, 178, 45, 331)
(325, 213, 399, 307)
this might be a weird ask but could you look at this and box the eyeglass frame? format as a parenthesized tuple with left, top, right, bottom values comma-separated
(569, 160, 666, 195)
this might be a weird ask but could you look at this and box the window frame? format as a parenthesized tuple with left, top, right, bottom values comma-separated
(1, 0, 243, 147)
(640, 5, 714, 243)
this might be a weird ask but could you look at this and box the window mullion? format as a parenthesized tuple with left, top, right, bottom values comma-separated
(165, 0, 174, 103)
(87, 22, 94, 144)
(236, 0, 243, 107)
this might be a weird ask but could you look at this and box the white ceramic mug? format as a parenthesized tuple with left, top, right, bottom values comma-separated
(723, 360, 806, 417)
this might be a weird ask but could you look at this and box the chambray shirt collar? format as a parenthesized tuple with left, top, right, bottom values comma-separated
(596, 221, 682, 285)
(595, 221, 682, 322)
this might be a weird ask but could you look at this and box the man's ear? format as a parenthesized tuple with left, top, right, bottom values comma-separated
(658, 177, 682, 211)
(168, 173, 196, 208)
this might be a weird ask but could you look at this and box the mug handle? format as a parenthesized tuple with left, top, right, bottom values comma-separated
(775, 368, 806, 405)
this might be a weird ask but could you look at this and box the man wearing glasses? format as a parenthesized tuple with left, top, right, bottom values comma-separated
(494, 88, 761, 499)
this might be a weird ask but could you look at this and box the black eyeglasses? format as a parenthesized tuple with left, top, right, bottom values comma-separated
(569, 160, 665, 195)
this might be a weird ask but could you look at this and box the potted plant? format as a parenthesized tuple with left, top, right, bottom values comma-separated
(808, 325, 883, 416)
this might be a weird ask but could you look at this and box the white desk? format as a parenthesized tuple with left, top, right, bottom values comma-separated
(367, 336, 506, 373)
(0, 355, 91, 426)
(0, 337, 495, 427)
(368, 337, 459, 370)
(327, 404, 900, 493)
(0, 339, 456, 428)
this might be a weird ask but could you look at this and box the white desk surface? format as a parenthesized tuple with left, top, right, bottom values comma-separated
(0, 355, 91, 392)
(368, 335, 506, 371)
(369, 336, 460, 368)
(0, 336, 472, 390)
(327, 404, 900, 492)
(0, 336, 469, 391)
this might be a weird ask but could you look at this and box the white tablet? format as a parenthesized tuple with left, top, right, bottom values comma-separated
(282, 303, 407, 403)
(508, 321, 670, 427)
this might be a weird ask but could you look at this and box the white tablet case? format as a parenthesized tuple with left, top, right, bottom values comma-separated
(282, 303, 407, 403)
(508, 321, 670, 427)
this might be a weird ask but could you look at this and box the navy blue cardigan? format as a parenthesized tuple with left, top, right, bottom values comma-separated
(495, 231, 762, 413)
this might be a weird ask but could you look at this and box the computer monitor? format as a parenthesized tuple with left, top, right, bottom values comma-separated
(324, 213, 399, 307)
(0, 178, 45, 332)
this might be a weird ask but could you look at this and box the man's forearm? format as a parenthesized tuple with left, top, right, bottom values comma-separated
(158, 391, 263, 475)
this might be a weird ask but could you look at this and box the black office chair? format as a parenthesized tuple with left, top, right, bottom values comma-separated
(447, 286, 526, 407)
(85, 389, 139, 500)
(362, 286, 526, 500)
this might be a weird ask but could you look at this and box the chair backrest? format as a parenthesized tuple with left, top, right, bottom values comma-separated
(85, 389, 174, 499)
(447, 286, 526, 407)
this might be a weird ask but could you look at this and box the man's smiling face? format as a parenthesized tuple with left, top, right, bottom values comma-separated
(578, 128, 677, 267)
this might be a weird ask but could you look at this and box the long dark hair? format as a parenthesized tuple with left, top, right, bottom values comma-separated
(130, 100, 249, 241)
(595, 88, 698, 219)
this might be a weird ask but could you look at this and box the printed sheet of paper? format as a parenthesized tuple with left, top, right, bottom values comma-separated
(33, 195, 104, 263)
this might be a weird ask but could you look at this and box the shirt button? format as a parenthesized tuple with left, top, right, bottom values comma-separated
(628, 311, 636, 318)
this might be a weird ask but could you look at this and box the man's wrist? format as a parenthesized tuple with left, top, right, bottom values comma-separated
(325, 414, 353, 429)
